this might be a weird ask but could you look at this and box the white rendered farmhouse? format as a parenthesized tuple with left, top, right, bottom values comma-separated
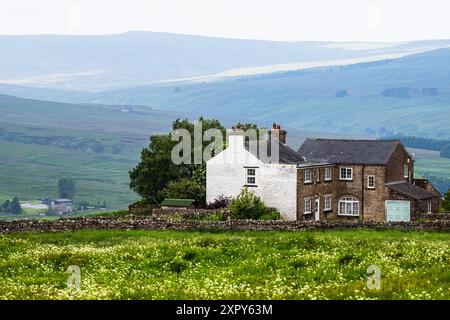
(206, 125, 302, 220)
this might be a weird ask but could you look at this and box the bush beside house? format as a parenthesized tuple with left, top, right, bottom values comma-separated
(229, 187, 280, 220)
(158, 178, 205, 206)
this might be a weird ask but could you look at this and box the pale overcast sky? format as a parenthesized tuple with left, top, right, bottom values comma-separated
(1, 0, 450, 41)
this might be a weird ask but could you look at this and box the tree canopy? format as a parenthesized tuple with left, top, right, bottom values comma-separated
(58, 177, 77, 199)
(0, 196, 22, 214)
(442, 188, 450, 212)
(10, 196, 22, 214)
(129, 117, 225, 203)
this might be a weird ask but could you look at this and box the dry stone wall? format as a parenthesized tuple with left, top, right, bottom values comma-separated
(0, 216, 449, 234)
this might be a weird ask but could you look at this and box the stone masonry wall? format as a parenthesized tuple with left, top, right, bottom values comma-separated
(297, 165, 387, 221)
(0, 216, 449, 234)
(385, 143, 413, 183)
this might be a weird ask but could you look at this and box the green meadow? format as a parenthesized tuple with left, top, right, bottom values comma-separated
(0, 229, 448, 300)
(0, 94, 180, 210)
(0, 138, 140, 210)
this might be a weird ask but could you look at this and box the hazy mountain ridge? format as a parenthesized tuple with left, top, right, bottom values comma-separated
(70, 47, 450, 139)
(0, 34, 449, 140)
(1, 31, 450, 90)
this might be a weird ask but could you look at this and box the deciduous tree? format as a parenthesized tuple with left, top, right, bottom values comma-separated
(58, 177, 77, 199)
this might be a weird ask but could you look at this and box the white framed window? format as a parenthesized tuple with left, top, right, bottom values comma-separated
(246, 168, 256, 186)
(324, 195, 332, 211)
(340, 167, 353, 180)
(404, 164, 409, 179)
(367, 175, 375, 189)
(304, 197, 312, 214)
(325, 167, 332, 181)
(304, 170, 312, 183)
(316, 169, 320, 182)
(428, 200, 432, 214)
(338, 197, 360, 216)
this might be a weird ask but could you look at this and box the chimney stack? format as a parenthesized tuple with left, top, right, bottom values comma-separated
(269, 123, 287, 144)
(227, 125, 245, 148)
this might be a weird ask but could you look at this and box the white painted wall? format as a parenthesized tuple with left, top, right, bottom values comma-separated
(206, 131, 298, 220)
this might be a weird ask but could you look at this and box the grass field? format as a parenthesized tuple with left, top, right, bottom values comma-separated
(413, 148, 450, 194)
(0, 94, 181, 209)
(0, 229, 448, 300)
(0, 139, 140, 209)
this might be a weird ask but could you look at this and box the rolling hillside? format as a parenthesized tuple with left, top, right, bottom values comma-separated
(0, 94, 186, 209)
(80, 48, 450, 139)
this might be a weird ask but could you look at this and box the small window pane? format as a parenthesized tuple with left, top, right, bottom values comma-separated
(246, 168, 256, 185)
(325, 168, 332, 180)
(368, 176, 375, 188)
(340, 201, 345, 214)
(305, 170, 311, 182)
(340, 168, 352, 180)
(304, 198, 311, 213)
(324, 196, 332, 210)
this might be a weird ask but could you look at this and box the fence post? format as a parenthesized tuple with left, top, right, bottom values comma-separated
(226, 211, 232, 229)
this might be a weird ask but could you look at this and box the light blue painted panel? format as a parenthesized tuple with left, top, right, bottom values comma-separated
(386, 200, 411, 222)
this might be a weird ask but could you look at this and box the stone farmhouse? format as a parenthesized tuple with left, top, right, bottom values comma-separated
(206, 124, 441, 222)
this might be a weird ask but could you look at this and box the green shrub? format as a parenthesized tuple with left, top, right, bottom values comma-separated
(229, 187, 277, 220)
(259, 208, 281, 220)
(158, 178, 205, 206)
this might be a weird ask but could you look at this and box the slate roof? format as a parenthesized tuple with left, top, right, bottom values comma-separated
(160, 198, 194, 207)
(246, 139, 305, 164)
(297, 138, 402, 165)
(386, 182, 437, 200)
